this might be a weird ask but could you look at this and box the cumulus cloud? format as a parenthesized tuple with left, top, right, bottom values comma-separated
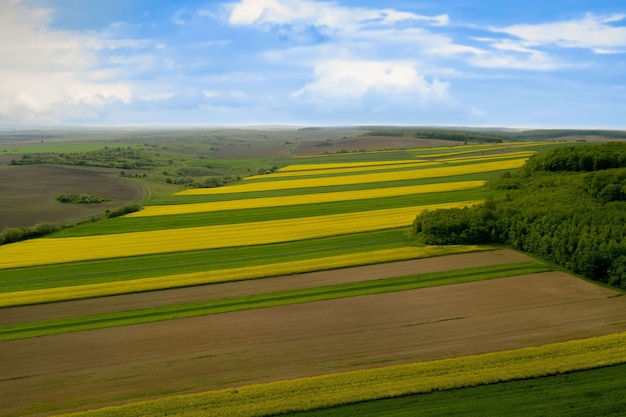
(293, 60, 448, 105)
(494, 13, 626, 53)
(0, 0, 134, 122)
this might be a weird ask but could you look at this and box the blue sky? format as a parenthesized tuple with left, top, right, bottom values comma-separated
(1, 0, 625, 128)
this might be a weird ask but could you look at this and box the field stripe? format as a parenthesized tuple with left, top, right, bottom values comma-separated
(0, 201, 480, 269)
(56, 331, 626, 417)
(0, 246, 491, 306)
(0, 262, 550, 341)
(175, 159, 527, 195)
(277, 160, 426, 172)
(130, 180, 486, 217)
(249, 161, 440, 179)
(437, 151, 536, 163)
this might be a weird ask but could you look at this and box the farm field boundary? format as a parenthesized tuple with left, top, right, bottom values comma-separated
(147, 171, 506, 206)
(0, 201, 481, 269)
(0, 229, 417, 293)
(0, 245, 492, 307)
(57, 331, 626, 417)
(59, 188, 494, 236)
(280, 363, 626, 417)
(129, 180, 486, 218)
(3, 265, 625, 416)
(0, 261, 549, 340)
(175, 159, 527, 195)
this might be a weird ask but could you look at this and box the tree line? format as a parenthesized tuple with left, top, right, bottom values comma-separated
(413, 142, 626, 289)
(359, 127, 626, 143)
(14, 147, 156, 170)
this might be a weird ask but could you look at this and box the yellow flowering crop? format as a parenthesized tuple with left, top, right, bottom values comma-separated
(438, 151, 536, 163)
(0, 201, 481, 269)
(176, 159, 527, 195)
(414, 146, 506, 158)
(59, 331, 626, 417)
(0, 245, 489, 306)
(278, 160, 423, 172)
(246, 161, 439, 179)
(131, 180, 485, 217)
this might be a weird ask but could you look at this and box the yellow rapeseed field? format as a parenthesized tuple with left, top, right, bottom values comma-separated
(59, 331, 626, 417)
(245, 161, 439, 179)
(277, 160, 424, 172)
(0, 246, 488, 306)
(131, 180, 486, 217)
(413, 146, 506, 158)
(438, 151, 536, 163)
(176, 159, 527, 195)
(0, 201, 481, 269)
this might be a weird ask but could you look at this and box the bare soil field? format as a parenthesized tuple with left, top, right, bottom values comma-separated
(0, 165, 146, 230)
(1, 251, 625, 417)
(0, 249, 531, 326)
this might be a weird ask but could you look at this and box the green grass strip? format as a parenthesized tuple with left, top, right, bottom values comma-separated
(0, 230, 413, 292)
(280, 362, 626, 417)
(57, 331, 626, 417)
(147, 171, 505, 205)
(52, 188, 498, 236)
(0, 262, 549, 341)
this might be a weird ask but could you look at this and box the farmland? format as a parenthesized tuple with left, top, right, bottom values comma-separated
(0, 128, 625, 417)
(0, 165, 145, 231)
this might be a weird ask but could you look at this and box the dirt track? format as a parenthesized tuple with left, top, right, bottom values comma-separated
(1, 250, 626, 416)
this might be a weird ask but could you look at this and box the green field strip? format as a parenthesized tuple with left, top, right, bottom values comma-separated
(53, 188, 498, 237)
(54, 331, 626, 417)
(237, 163, 445, 183)
(0, 230, 415, 292)
(287, 151, 414, 162)
(0, 261, 549, 341)
(433, 153, 535, 164)
(146, 171, 505, 205)
(281, 363, 626, 417)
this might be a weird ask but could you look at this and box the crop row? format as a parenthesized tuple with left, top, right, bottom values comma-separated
(175, 159, 527, 195)
(408, 142, 558, 158)
(0, 245, 489, 306)
(277, 160, 424, 172)
(0, 261, 545, 339)
(0, 201, 481, 269)
(147, 171, 504, 206)
(249, 161, 440, 179)
(0, 230, 412, 292)
(58, 331, 626, 417)
(130, 180, 486, 217)
(438, 151, 536, 163)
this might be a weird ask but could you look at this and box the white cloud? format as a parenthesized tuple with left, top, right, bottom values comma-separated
(0, 0, 135, 123)
(140, 92, 175, 101)
(469, 39, 561, 70)
(228, 0, 447, 31)
(203, 89, 250, 107)
(171, 9, 187, 26)
(293, 60, 448, 104)
(495, 13, 626, 52)
(470, 107, 486, 117)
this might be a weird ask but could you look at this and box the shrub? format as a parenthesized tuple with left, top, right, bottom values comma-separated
(105, 204, 142, 218)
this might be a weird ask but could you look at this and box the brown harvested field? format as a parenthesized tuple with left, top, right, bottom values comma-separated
(1, 251, 626, 416)
(0, 165, 146, 230)
(0, 249, 531, 326)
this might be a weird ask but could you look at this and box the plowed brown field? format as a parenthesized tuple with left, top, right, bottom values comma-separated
(0, 165, 146, 230)
(1, 250, 625, 417)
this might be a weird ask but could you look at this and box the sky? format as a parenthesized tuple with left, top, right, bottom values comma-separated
(1, 0, 625, 128)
